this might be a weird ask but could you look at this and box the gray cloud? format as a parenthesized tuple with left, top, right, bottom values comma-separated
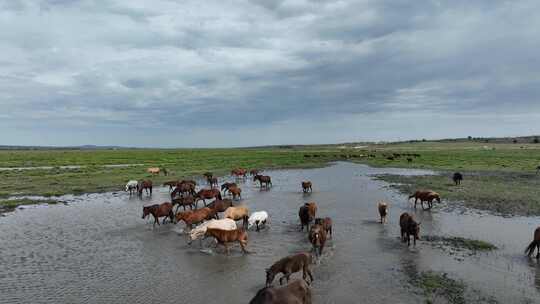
(1, 0, 539, 147)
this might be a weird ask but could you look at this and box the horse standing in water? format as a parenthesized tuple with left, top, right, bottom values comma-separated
(194, 188, 222, 207)
(228, 186, 242, 200)
(205, 228, 250, 255)
(142, 202, 174, 227)
(314, 217, 332, 238)
(249, 279, 312, 304)
(301, 181, 312, 193)
(378, 201, 388, 224)
(221, 182, 237, 195)
(308, 224, 327, 257)
(232, 168, 248, 178)
(254, 174, 272, 188)
(525, 226, 540, 259)
(224, 206, 250, 228)
(408, 190, 440, 210)
(163, 180, 180, 191)
(138, 180, 153, 196)
(125, 180, 138, 195)
(265, 252, 314, 287)
(250, 169, 260, 176)
(400, 212, 420, 246)
(452, 172, 463, 185)
(207, 176, 218, 188)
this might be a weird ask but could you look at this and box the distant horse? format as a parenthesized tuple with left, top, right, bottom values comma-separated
(142, 202, 174, 227)
(249, 279, 312, 304)
(147, 167, 160, 175)
(205, 228, 249, 255)
(400, 212, 420, 246)
(203, 172, 213, 179)
(138, 180, 153, 196)
(408, 190, 440, 210)
(221, 182, 237, 194)
(188, 219, 237, 245)
(224, 206, 250, 228)
(228, 186, 242, 200)
(301, 181, 312, 193)
(250, 169, 260, 176)
(254, 174, 272, 188)
(452, 172, 463, 185)
(407, 157, 413, 163)
(265, 253, 313, 287)
(163, 180, 180, 191)
(378, 201, 388, 224)
(525, 226, 540, 259)
(195, 188, 222, 207)
(125, 180, 138, 195)
(231, 168, 248, 178)
(207, 176, 218, 188)
(248, 211, 268, 232)
(172, 195, 196, 212)
(175, 207, 217, 230)
(309, 224, 327, 256)
(161, 168, 168, 176)
(314, 217, 332, 238)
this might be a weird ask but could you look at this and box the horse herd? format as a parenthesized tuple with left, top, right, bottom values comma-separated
(126, 168, 540, 303)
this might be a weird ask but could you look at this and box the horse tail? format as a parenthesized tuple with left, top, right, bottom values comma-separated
(525, 239, 539, 256)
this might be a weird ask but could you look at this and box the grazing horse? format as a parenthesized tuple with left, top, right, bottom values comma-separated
(265, 253, 314, 287)
(309, 224, 327, 256)
(525, 226, 540, 259)
(205, 228, 249, 255)
(314, 217, 332, 238)
(231, 168, 248, 178)
(221, 182, 237, 194)
(188, 219, 237, 245)
(228, 186, 242, 200)
(142, 202, 174, 227)
(172, 195, 196, 212)
(138, 180, 153, 196)
(248, 211, 268, 232)
(408, 190, 441, 210)
(195, 188, 222, 207)
(175, 207, 217, 230)
(163, 180, 180, 191)
(298, 206, 311, 232)
(254, 174, 272, 188)
(250, 169, 260, 176)
(207, 176, 218, 188)
(224, 206, 250, 228)
(125, 180, 138, 195)
(378, 201, 388, 224)
(400, 212, 420, 246)
(249, 279, 312, 304)
(147, 167, 160, 175)
(452, 172, 463, 185)
(301, 181, 312, 193)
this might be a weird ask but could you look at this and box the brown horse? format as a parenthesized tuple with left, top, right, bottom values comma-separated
(175, 207, 217, 230)
(228, 186, 242, 200)
(525, 226, 540, 259)
(172, 195, 196, 212)
(224, 206, 249, 228)
(265, 253, 314, 287)
(195, 188, 222, 207)
(298, 206, 311, 232)
(207, 176, 218, 188)
(231, 168, 248, 178)
(147, 167, 160, 175)
(221, 182, 237, 194)
(138, 180, 153, 196)
(301, 181, 312, 193)
(408, 190, 441, 210)
(249, 279, 312, 304)
(205, 228, 249, 255)
(171, 181, 196, 199)
(142, 202, 174, 227)
(400, 212, 420, 246)
(378, 201, 388, 224)
(203, 172, 213, 179)
(163, 180, 180, 191)
(250, 169, 260, 176)
(254, 174, 272, 188)
(309, 224, 327, 256)
(206, 198, 234, 215)
(305, 202, 317, 219)
(314, 217, 332, 238)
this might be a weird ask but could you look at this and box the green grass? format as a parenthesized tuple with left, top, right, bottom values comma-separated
(423, 235, 497, 252)
(415, 272, 467, 304)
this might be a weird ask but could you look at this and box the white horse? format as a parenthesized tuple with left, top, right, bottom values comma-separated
(248, 211, 268, 232)
(188, 219, 237, 245)
(125, 180, 138, 195)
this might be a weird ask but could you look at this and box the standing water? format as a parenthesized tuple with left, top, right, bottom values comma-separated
(0, 162, 539, 303)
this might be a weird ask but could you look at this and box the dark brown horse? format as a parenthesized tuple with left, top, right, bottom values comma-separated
(162, 180, 179, 191)
(231, 168, 248, 178)
(206, 198, 234, 215)
(254, 174, 272, 188)
(172, 195, 196, 212)
(195, 188, 222, 207)
(452, 172, 463, 185)
(400, 212, 420, 246)
(308, 224, 327, 256)
(250, 169, 260, 176)
(378, 201, 388, 224)
(138, 180, 153, 196)
(265, 253, 314, 287)
(221, 182, 237, 194)
(305, 202, 317, 219)
(203, 172, 213, 179)
(171, 181, 196, 199)
(314, 217, 332, 238)
(525, 226, 540, 259)
(408, 190, 441, 210)
(205, 228, 249, 255)
(207, 176, 218, 188)
(249, 279, 312, 304)
(301, 181, 312, 193)
(298, 206, 311, 232)
(228, 186, 242, 200)
(175, 207, 217, 230)
(142, 202, 174, 227)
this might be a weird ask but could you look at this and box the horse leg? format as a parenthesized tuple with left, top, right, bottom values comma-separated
(240, 240, 249, 254)
(224, 243, 230, 255)
(279, 275, 285, 285)
(256, 222, 260, 232)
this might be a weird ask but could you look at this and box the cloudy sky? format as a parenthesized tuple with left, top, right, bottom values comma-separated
(1, 0, 539, 147)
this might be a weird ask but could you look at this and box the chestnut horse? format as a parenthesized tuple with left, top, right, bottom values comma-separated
(228, 186, 242, 200)
(400, 212, 420, 246)
(305, 202, 317, 219)
(254, 174, 272, 188)
(138, 180, 153, 196)
(265, 252, 314, 287)
(221, 182, 237, 194)
(195, 188, 222, 207)
(142, 202, 174, 227)
(249, 279, 312, 304)
(231, 168, 248, 178)
(175, 207, 217, 230)
(408, 190, 440, 210)
(525, 226, 540, 259)
(171, 181, 196, 199)
(172, 195, 196, 212)
(309, 224, 327, 256)
(314, 217, 332, 238)
(301, 181, 312, 193)
(205, 228, 249, 255)
(378, 201, 388, 224)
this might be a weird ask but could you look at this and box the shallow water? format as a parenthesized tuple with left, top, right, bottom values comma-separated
(0, 162, 539, 303)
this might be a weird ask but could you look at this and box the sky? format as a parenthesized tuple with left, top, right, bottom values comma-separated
(1, 0, 540, 147)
